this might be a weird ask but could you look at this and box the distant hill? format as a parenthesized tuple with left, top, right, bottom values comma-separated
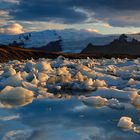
(0, 42, 140, 63)
(0, 45, 47, 62)
(81, 34, 140, 55)
(31, 39, 62, 52)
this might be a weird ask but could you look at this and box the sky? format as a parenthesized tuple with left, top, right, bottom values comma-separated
(1, 0, 140, 35)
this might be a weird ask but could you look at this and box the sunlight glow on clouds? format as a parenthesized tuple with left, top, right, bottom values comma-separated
(0, 23, 24, 34)
(86, 28, 100, 33)
(1, 0, 140, 34)
(0, 10, 11, 24)
(102, 23, 112, 28)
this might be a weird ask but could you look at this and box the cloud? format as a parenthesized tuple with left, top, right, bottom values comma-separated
(101, 23, 112, 28)
(86, 28, 100, 33)
(9, 0, 90, 24)
(0, 23, 24, 34)
(1, 0, 140, 27)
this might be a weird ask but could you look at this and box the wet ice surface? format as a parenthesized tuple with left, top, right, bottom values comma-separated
(0, 98, 140, 140)
(1, 57, 140, 139)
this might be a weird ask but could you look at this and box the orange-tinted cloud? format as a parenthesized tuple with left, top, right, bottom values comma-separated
(0, 23, 24, 34)
(86, 28, 100, 33)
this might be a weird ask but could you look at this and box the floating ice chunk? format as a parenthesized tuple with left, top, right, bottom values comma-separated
(56, 55, 65, 61)
(25, 73, 35, 82)
(47, 76, 57, 84)
(80, 96, 108, 107)
(0, 86, 34, 100)
(22, 81, 38, 92)
(74, 72, 85, 82)
(37, 91, 54, 99)
(81, 78, 95, 91)
(77, 64, 91, 72)
(35, 61, 52, 72)
(0, 86, 13, 93)
(133, 95, 140, 107)
(20, 71, 29, 80)
(123, 87, 138, 92)
(129, 91, 138, 100)
(45, 93, 54, 98)
(98, 75, 125, 86)
(127, 78, 135, 86)
(38, 87, 48, 94)
(80, 70, 97, 79)
(0, 70, 4, 76)
(84, 78, 94, 86)
(133, 126, 140, 134)
(55, 86, 61, 91)
(117, 116, 133, 129)
(93, 80, 107, 87)
(3, 67, 16, 78)
(56, 67, 70, 75)
(108, 98, 125, 110)
(38, 72, 49, 82)
(1, 73, 23, 87)
(129, 92, 140, 108)
(31, 75, 39, 85)
(116, 70, 132, 79)
(58, 74, 72, 83)
(90, 87, 135, 99)
(73, 105, 88, 112)
(25, 60, 35, 72)
(71, 83, 83, 91)
(106, 65, 117, 74)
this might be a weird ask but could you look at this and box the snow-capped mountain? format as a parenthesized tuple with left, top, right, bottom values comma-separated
(0, 29, 140, 53)
(0, 29, 104, 53)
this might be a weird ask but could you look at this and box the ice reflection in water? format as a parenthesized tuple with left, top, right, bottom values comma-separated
(0, 96, 140, 140)
(0, 98, 33, 109)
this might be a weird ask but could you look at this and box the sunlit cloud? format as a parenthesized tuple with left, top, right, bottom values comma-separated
(1, 0, 140, 34)
(0, 10, 11, 21)
(86, 28, 100, 33)
(0, 23, 24, 34)
(102, 23, 112, 28)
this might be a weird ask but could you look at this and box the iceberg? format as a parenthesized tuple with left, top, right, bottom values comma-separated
(0, 86, 34, 100)
(117, 116, 134, 129)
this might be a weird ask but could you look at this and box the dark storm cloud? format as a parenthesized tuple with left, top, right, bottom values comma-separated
(9, 0, 89, 24)
(7, 0, 140, 27)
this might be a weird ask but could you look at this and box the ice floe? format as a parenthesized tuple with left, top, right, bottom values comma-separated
(35, 61, 52, 72)
(0, 86, 34, 100)
(107, 98, 125, 110)
(117, 116, 134, 129)
(129, 92, 140, 109)
(80, 96, 108, 107)
(0, 57, 140, 107)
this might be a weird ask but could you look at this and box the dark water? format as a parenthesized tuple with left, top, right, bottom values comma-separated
(0, 97, 140, 140)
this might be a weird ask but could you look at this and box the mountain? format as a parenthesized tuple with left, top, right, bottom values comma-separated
(81, 34, 140, 55)
(1, 29, 140, 53)
(1, 34, 140, 63)
(0, 29, 104, 53)
(31, 39, 62, 52)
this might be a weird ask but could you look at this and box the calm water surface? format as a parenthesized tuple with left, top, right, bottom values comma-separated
(0, 96, 140, 140)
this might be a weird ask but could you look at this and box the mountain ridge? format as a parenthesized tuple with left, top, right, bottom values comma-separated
(81, 34, 140, 55)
